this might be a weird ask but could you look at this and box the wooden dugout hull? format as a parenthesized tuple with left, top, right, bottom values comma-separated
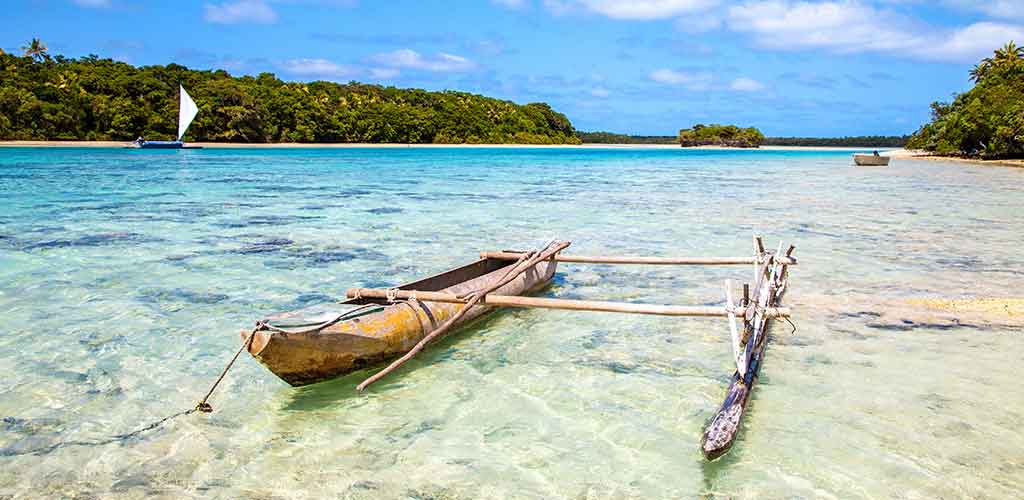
(246, 258, 557, 386)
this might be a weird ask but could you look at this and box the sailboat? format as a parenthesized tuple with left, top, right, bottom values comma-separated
(130, 85, 201, 149)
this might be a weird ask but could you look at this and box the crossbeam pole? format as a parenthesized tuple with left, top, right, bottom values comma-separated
(346, 288, 791, 318)
(480, 251, 796, 266)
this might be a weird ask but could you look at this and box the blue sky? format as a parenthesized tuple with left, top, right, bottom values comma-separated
(5, 0, 1024, 136)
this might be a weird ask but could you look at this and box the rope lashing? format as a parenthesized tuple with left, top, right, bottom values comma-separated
(355, 241, 568, 392)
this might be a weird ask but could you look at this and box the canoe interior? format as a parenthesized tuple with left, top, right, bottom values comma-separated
(263, 257, 516, 326)
(345, 257, 512, 305)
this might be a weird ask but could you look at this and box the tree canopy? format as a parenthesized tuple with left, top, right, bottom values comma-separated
(0, 47, 580, 144)
(909, 41, 1024, 158)
(578, 131, 676, 144)
(764, 136, 908, 147)
(678, 124, 765, 148)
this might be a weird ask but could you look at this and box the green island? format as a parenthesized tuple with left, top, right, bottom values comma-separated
(0, 46, 579, 144)
(678, 124, 765, 148)
(578, 131, 908, 147)
(908, 42, 1024, 159)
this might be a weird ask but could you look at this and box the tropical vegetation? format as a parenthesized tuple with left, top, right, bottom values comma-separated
(578, 131, 676, 144)
(578, 131, 908, 147)
(764, 136, 908, 147)
(0, 45, 579, 144)
(908, 41, 1024, 158)
(678, 124, 765, 148)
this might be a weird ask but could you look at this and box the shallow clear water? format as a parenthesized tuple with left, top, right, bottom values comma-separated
(0, 147, 1022, 498)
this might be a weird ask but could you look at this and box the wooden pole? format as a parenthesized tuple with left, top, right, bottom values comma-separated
(724, 280, 744, 375)
(480, 251, 796, 266)
(345, 288, 791, 318)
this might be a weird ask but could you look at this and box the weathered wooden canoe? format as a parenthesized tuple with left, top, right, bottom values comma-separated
(853, 153, 889, 166)
(245, 257, 557, 386)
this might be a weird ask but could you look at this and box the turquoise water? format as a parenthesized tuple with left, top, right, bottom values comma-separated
(1, 147, 1022, 498)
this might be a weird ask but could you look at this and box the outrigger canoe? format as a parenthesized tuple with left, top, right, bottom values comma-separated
(213, 237, 794, 461)
(245, 256, 557, 386)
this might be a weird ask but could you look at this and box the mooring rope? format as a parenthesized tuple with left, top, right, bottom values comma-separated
(2, 301, 386, 456)
(196, 302, 383, 412)
(1, 408, 198, 457)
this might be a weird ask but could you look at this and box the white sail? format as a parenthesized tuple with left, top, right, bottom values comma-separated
(177, 85, 199, 141)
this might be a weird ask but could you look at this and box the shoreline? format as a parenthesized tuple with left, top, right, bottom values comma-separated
(7, 141, 1021, 167)
(0, 140, 894, 152)
(886, 148, 1024, 168)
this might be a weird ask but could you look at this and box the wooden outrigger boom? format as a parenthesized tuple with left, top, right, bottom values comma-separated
(242, 236, 796, 462)
(481, 251, 796, 266)
(347, 288, 791, 318)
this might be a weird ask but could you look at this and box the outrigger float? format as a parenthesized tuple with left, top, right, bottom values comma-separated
(237, 237, 795, 461)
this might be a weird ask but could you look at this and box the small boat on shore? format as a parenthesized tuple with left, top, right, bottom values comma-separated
(246, 256, 557, 386)
(853, 152, 889, 166)
(128, 85, 202, 149)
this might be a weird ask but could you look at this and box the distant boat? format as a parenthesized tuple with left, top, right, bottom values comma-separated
(853, 152, 889, 166)
(129, 85, 201, 149)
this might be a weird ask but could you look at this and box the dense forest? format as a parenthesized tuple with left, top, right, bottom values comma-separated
(907, 41, 1024, 158)
(0, 44, 580, 144)
(678, 124, 765, 148)
(577, 131, 676, 144)
(579, 131, 908, 147)
(764, 136, 908, 147)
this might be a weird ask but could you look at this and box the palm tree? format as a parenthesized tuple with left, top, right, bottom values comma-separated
(969, 63, 987, 83)
(969, 41, 1022, 83)
(992, 41, 1023, 63)
(21, 38, 48, 61)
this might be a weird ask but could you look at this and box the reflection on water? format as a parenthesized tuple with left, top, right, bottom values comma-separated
(1, 147, 1023, 498)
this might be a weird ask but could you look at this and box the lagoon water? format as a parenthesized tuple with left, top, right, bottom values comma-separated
(0, 146, 1022, 498)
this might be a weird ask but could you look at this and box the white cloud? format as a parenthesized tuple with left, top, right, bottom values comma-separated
(927, 22, 1024, 62)
(727, 1, 1024, 63)
(730, 77, 765, 92)
(204, 0, 278, 24)
(493, 0, 529, 8)
(280, 58, 359, 79)
(675, 13, 722, 33)
(370, 67, 401, 79)
(371, 49, 475, 72)
(649, 68, 713, 89)
(544, 0, 718, 20)
(73, 0, 111, 7)
(727, 1, 922, 52)
(590, 87, 611, 97)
